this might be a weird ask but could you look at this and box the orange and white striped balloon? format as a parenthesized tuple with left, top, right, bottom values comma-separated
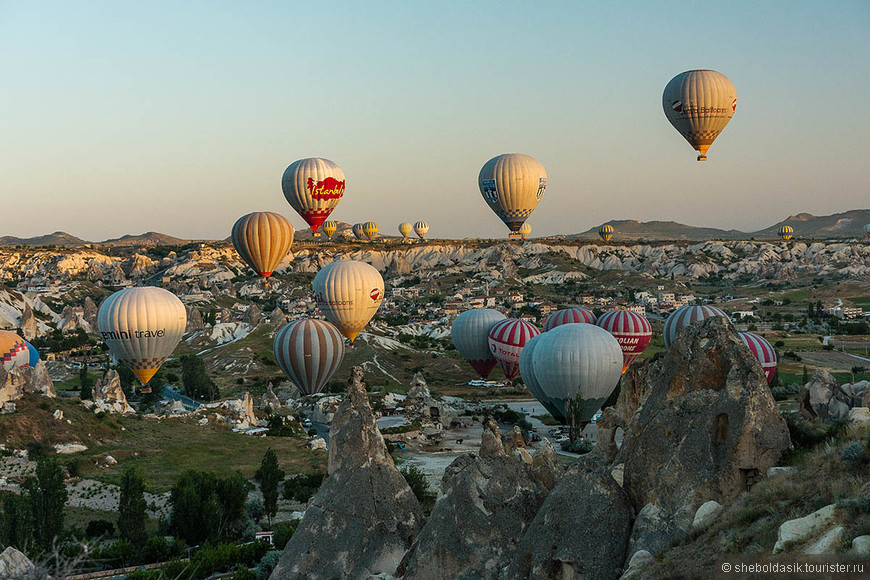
(231, 212, 294, 278)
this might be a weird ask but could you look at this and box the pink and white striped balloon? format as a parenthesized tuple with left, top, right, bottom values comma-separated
(596, 310, 653, 374)
(544, 307, 596, 332)
(487, 318, 541, 381)
(739, 331, 778, 384)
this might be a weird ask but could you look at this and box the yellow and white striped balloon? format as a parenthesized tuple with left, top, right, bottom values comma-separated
(231, 212, 294, 278)
(663, 70, 737, 161)
(313, 260, 384, 343)
(478, 153, 547, 234)
(322, 220, 339, 239)
(398, 222, 413, 240)
(362, 221, 379, 241)
(97, 287, 187, 386)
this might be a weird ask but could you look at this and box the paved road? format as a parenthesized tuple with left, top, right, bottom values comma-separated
(161, 385, 201, 410)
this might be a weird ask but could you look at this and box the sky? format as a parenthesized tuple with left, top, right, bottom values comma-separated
(1, 1, 868, 241)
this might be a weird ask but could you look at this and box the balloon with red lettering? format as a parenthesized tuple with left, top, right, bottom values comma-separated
(322, 221, 338, 240)
(663, 70, 737, 161)
(478, 153, 547, 236)
(544, 307, 596, 331)
(274, 318, 345, 395)
(739, 331, 778, 384)
(231, 212, 294, 278)
(0, 331, 29, 372)
(281, 157, 346, 233)
(312, 260, 384, 343)
(414, 221, 429, 240)
(97, 287, 187, 392)
(451, 308, 507, 378)
(487, 318, 541, 381)
(531, 324, 623, 422)
(663, 304, 729, 349)
(595, 310, 653, 374)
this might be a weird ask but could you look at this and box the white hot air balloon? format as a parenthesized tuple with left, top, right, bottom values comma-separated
(97, 287, 187, 392)
(451, 308, 507, 378)
(519, 332, 564, 422)
(281, 157, 346, 234)
(478, 153, 547, 237)
(274, 318, 345, 395)
(313, 260, 384, 343)
(663, 69, 737, 161)
(413, 221, 429, 240)
(531, 323, 623, 422)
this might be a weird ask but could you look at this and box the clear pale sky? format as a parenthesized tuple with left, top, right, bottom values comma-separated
(1, 1, 868, 241)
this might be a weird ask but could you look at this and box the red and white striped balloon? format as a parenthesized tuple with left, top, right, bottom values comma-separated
(544, 307, 596, 331)
(738, 331, 777, 384)
(663, 305, 728, 349)
(487, 318, 541, 381)
(596, 310, 653, 374)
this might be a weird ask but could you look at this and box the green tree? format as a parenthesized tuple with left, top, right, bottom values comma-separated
(0, 493, 33, 550)
(566, 397, 586, 443)
(118, 468, 148, 546)
(216, 471, 249, 538)
(27, 457, 68, 551)
(255, 449, 285, 527)
(802, 365, 809, 385)
(169, 470, 221, 545)
(181, 355, 220, 401)
(79, 364, 92, 400)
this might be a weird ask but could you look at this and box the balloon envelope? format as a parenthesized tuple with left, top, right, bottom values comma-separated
(414, 221, 429, 239)
(352, 223, 366, 241)
(739, 331, 777, 384)
(25, 340, 39, 368)
(599, 224, 614, 242)
(778, 225, 794, 240)
(362, 221, 379, 241)
(231, 212, 294, 278)
(596, 310, 652, 373)
(451, 308, 507, 378)
(97, 287, 187, 387)
(663, 304, 728, 350)
(398, 222, 413, 239)
(531, 324, 623, 422)
(518, 223, 531, 240)
(487, 318, 540, 381)
(323, 221, 338, 239)
(0, 331, 29, 372)
(274, 319, 345, 395)
(662, 69, 737, 161)
(282, 157, 345, 233)
(519, 333, 565, 422)
(544, 307, 596, 331)
(478, 153, 547, 234)
(313, 260, 384, 343)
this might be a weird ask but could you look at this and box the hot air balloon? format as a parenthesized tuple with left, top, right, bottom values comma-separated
(398, 222, 413, 241)
(362, 221, 379, 241)
(663, 304, 728, 350)
(313, 260, 384, 343)
(518, 223, 531, 240)
(97, 287, 186, 392)
(531, 323, 623, 422)
(24, 340, 40, 368)
(414, 221, 429, 240)
(544, 307, 596, 331)
(281, 157, 346, 234)
(231, 212, 294, 279)
(451, 308, 507, 378)
(864, 224, 870, 239)
(599, 224, 614, 242)
(478, 153, 547, 236)
(519, 333, 565, 422)
(323, 220, 338, 239)
(0, 331, 29, 372)
(487, 318, 540, 381)
(663, 70, 737, 161)
(274, 318, 345, 395)
(352, 223, 366, 241)
(596, 310, 652, 374)
(738, 331, 777, 384)
(778, 225, 794, 240)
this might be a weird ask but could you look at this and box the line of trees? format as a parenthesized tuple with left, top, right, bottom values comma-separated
(0, 457, 69, 552)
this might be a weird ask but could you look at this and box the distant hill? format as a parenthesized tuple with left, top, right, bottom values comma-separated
(98, 232, 193, 247)
(0, 231, 87, 247)
(571, 210, 870, 241)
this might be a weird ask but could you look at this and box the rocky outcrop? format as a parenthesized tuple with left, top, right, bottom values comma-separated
(261, 384, 281, 411)
(506, 463, 633, 580)
(0, 546, 45, 579)
(386, 254, 412, 277)
(242, 304, 261, 326)
(399, 419, 560, 580)
(773, 504, 838, 553)
(19, 304, 37, 340)
(310, 395, 342, 424)
(82, 296, 99, 330)
(627, 503, 687, 560)
(185, 305, 204, 332)
(270, 306, 287, 327)
(621, 316, 791, 525)
(0, 361, 56, 411)
(270, 367, 422, 580)
(88, 369, 133, 414)
(403, 372, 458, 428)
(798, 369, 856, 421)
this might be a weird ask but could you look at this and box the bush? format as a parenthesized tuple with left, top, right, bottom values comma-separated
(232, 565, 257, 580)
(399, 465, 431, 502)
(770, 384, 799, 401)
(85, 519, 115, 538)
(272, 520, 297, 549)
(785, 414, 849, 450)
(841, 442, 869, 469)
(256, 550, 283, 580)
(282, 472, 325, 503)
(560, 438, 593, 454)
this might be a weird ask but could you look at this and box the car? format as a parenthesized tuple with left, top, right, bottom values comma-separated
(302, 419, 312, 428)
